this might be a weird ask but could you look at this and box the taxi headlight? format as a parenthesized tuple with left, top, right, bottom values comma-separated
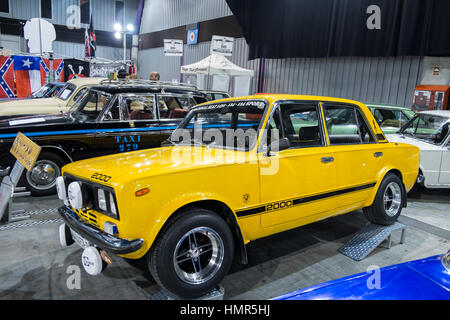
(68, 181, 83, 210)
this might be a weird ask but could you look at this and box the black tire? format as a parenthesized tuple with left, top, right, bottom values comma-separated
(363, 173, 405, 226)
(22, 151, 66, 197)
(148, 208, 234, 299)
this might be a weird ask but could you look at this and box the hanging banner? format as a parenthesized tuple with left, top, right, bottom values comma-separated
(187, 23, 199, 45)
(90, 62, 126, 77)
(63, 59, 90, 81)
(210, 35, 234, 56)
(164, 39, 184, 56)
(40, 58, 65, 84)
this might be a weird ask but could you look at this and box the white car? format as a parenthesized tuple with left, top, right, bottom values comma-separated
(386, 110, 450, 189)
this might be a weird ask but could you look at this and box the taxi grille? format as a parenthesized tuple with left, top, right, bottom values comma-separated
(74, 208, 99, 228)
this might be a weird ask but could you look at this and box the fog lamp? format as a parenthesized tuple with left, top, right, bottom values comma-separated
(56, 176, 66, 201)
(68, 181, 83, 210)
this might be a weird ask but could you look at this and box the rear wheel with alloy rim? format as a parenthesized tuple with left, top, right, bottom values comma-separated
(148, 208, 234, 298)
(363, 173, 405, 225)
(23, 152, 66, 196)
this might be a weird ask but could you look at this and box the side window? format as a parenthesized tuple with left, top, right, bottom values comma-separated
(102, 98, 121, 121)
(324, 104, 375, 145)
(158, 96, 190, 119)
(279, 103, 324, 148)
(123, 96, 155, 121)
(72, 88, 87, 103)
(262, 103, 325, 150)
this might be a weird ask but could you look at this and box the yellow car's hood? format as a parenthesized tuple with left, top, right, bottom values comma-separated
(0, 97, 66, 116)
(63, 146, 249, 186)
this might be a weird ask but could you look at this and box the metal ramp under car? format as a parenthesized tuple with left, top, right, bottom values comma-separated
(339, 222, 406, 261)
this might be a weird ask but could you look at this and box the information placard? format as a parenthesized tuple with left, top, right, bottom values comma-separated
(164, 39, 183, 56)
(210, 35, 234, 56)
(10, 132, 41, 171)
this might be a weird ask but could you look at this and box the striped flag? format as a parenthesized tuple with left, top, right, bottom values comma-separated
(85, 15, 96, 58)
(14, 56, 42, 98)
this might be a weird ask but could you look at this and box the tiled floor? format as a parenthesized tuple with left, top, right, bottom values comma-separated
(0, 190, 448, 300)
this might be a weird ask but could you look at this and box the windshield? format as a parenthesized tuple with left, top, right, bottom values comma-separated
(57, 83, 76, 101)
(169, 100, 267, 151)
(400, 113, 450, 145)
(70, 90, 112, 122)
(31, 83, 53, 98)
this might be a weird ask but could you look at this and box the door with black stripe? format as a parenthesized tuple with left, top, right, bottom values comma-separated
(258, 101, 337, 228)
(322, 103, 382, 209)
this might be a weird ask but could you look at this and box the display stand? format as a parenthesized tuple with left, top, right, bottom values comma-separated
(148, 285, 225, 300)
(0, 133, 41, 224)
(0, 162, 30, 223)
(338, 222, 406, 261)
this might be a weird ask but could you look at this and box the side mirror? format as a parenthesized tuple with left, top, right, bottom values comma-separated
(266, 137, 290, 156)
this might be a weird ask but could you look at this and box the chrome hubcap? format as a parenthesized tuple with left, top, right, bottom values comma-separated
(173, 227, 224, 285)
(383, 182, 402, 217)
(26, 160, 60, 191)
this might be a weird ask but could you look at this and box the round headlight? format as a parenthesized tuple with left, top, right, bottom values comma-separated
(56, 176, 66, 201)
(68, 181, 83, 210)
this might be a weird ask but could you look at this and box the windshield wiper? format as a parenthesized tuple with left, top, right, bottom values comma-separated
(161, 139, 176, 147)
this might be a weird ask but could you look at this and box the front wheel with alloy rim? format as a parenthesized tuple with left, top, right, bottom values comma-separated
(23, 152, 66, 196)
(363, 173, 405, 226)
(148, 208, 234, 299)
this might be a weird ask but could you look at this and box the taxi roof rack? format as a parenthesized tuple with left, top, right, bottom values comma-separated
(99, 79, 198, 91)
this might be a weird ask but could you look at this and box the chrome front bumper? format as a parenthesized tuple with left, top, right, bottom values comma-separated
(58, 206, 143, 255)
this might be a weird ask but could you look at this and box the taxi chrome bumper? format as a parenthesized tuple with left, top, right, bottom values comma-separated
(58, 206, 143, 255)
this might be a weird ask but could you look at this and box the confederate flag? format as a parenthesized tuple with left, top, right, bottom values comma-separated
(0, 56, 15, 98)
(85, 15, 96, 58)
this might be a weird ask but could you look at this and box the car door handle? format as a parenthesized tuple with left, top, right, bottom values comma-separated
(321, 157, 334, 163)
(374, 152, 383, 158)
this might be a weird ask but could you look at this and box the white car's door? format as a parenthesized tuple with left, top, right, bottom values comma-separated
(438, 138, 450, 184)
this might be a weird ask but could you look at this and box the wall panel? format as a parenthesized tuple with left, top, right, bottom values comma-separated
(263, 56, 422, 107)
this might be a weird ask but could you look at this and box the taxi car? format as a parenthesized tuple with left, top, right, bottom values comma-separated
(0, 77, 106, 120)
(56, 94, 420, 298)
(0, 80, 207, 196)
(386, 110, 450, 189)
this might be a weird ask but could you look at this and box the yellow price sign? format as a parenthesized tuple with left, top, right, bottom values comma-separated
(10, 132, 41, 171)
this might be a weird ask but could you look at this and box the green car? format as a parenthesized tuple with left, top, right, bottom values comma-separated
(366, 103, 415, 134)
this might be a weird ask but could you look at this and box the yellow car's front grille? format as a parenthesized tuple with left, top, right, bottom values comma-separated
(74, 208, 99, 228)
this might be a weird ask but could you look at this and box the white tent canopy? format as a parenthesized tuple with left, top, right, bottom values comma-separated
(180, 53, 254, 77)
